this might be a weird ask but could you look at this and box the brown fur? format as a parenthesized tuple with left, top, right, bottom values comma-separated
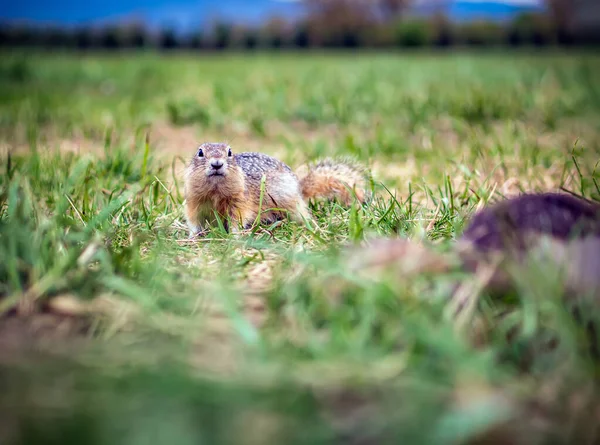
(296, 157, 371, 206)
(184, 144, 367, 236)
(184, 148, 250, 234)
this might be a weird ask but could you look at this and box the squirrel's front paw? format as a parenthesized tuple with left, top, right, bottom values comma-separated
(189, 229, 208, 239)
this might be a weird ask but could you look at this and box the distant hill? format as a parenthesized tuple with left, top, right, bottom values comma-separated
(1, 0, 545, 31)
(413, 1, 544, 22)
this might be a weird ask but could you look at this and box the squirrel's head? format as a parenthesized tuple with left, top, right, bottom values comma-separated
(190, 142, 236, 179)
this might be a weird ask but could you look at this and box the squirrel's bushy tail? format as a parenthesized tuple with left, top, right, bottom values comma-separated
(297, 157, 372, 206)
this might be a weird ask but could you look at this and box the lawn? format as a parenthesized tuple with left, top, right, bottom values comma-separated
(1, 50, 600, 444)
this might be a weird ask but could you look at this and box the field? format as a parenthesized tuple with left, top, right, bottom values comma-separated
(1, 50, 600, 444)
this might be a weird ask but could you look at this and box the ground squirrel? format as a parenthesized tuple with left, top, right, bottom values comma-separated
(183, 142, 370, 237)
(349, 192, 600, 300)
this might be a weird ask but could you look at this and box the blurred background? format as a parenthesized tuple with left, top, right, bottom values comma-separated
(1, 0, 599, 51)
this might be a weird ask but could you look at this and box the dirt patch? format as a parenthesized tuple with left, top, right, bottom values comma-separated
(0, 136, 108, 158)
(0, 312, 92, 365)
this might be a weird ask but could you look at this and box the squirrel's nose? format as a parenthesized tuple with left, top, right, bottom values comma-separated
(210, 160, 224, 170)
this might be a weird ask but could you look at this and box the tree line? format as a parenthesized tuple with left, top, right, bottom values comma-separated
(1, 0, 598, 50)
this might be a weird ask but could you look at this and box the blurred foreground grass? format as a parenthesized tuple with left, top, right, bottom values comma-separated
(1, 50, 600, 444)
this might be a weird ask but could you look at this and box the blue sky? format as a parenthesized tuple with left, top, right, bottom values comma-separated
(1, 0, 544, 29)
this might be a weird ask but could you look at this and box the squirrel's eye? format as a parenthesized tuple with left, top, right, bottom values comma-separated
(228, 149, 232, 157)
(197, 149, 204, 158)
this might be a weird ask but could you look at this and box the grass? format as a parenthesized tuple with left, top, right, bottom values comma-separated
(1, 49, 600, 444)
